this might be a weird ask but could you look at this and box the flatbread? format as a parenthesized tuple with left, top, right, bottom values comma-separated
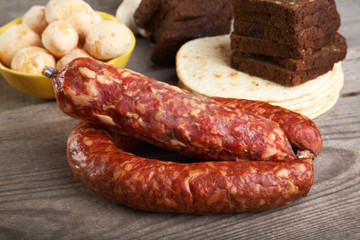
(273, 64, 343, 107)
(302, 94, 339, 119)
(176, 34, 344, 118)
(274, 67, 343, 111)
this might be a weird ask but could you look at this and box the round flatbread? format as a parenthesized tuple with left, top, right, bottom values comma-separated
(273, 67, 343, 111)
(302, 93, 339, 119)
(176, 35, 344, 118)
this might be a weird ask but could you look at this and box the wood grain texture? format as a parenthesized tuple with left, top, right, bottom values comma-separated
(0, 0, 359, 239)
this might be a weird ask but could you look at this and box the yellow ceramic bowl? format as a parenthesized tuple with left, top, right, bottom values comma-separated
(0, 11, 136, 99)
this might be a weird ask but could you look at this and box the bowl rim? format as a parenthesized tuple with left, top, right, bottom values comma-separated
(0, 11, 136, 77)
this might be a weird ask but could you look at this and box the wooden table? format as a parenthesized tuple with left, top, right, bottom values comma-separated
(1, 1, 359, 239)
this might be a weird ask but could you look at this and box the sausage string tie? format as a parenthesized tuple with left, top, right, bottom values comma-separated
(43, 66, 57, 78)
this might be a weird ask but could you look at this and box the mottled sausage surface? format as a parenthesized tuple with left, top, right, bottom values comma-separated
(212, 97, 322, 156)
(68, 121, 314, 214)
(52, 57, 295, 162)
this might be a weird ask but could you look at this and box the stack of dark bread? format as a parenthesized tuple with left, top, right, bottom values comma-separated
(134, 0, 233, 65)
(230, 0, 347, 86)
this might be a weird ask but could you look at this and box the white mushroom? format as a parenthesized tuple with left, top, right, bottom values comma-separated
(116, 0, 147, 37)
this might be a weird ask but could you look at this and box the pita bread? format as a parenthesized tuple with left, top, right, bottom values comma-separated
(176, 35, 344, 118)
(301, 94, 339, 119)
(273, 67, 343, 111)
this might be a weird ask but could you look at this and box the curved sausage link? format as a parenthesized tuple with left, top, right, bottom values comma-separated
(212, 97, 322, 156)
(52, 57, 295, 161)
(67, 121, 314, 214)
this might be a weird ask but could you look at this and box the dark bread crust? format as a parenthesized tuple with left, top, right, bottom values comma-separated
(268, 33, 347, 71)
(229, 0, 346, 85)
(233, 3, 339, 33)
(135, 0, 232, 33)
(150, 1, 232, 43)
(230, 33, 333, 59)
(151, 14, 231, 65)
(232, 0, 335, 19)
(230, 51, 334, 86)
(134, 0, 233, 65)
(134, 0, 163, 29)
(232, 15, 340, 46)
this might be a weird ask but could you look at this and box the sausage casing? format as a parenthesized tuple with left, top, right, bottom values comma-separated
(67, 121, 314, 214)
(52, 57, 295, 161)
(212, 97, 322, 156)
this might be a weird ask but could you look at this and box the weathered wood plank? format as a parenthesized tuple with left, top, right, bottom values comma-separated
(0, 0, 359, 239)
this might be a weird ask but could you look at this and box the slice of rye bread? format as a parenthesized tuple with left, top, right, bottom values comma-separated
(134, 0, 164, 29)
(158, 0, 230, 18)
(233, 3, 339, 33)
(232, 0, 336, 20)
(230, 32, 334, 59)
(239, 34, 347, 71)
(148, 1, 232, 42)
(232, 15, 340, 46)
(151, 15, 231, 65)
(269, 33, 347, 71)
(230, 51, 334, 86)
(134, 0, 232, 30)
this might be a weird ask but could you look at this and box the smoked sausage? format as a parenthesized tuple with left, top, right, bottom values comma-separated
(67, 121, 314, 214)
(52, 57, 295, 162)
(212, 97, 322, 156)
